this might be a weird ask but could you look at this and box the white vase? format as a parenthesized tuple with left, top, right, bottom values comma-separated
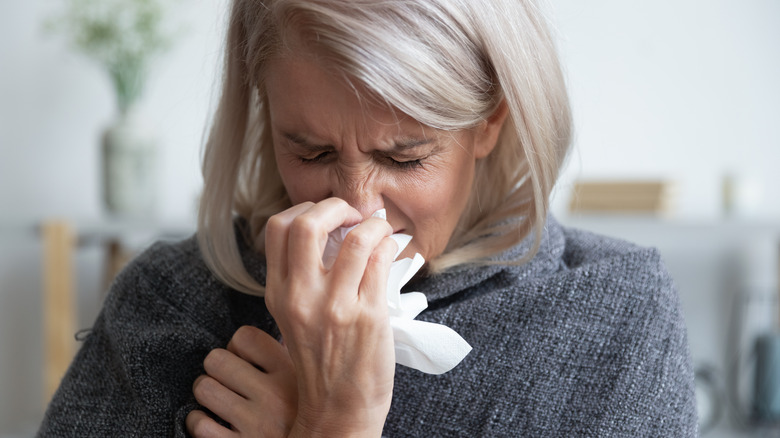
(102, 106, 158, 217)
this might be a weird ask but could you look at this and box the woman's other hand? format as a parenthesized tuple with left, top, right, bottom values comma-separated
(186, 325, 297, 437)
(265, 198, 398, 437)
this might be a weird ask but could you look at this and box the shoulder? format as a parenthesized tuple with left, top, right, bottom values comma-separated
(560, 224, 665, 274)
(556, 224, 675, 302)
(497, 219, 689, 364)
(121, 235, 211, 287)
(107, 235, 222, 310)
(415, 220, 697, 435)
(102, 230, 270, 337)
(39, 236, 235, 436)
(518, 222, 696, 434)
(557, 226, 696, 434)
(537, 223, 693, 400)
(503, 217, 677, 308)
(99, 234, 248, 341)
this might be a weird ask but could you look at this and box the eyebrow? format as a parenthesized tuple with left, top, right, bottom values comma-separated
(393, 138, 434, 151)
(283, 133, 332, 152)
(282, 132, 433, 152)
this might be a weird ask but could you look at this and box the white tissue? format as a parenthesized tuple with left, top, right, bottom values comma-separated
(321, 209, 472, 374)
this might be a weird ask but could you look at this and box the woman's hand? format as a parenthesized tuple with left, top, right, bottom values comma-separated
(264, 198, 398, 437)
(186, 325, 297, 437)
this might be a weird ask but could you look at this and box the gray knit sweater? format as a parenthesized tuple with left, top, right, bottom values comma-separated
(38, 217, 698, 437)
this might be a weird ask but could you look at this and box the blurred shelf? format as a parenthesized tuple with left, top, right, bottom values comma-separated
(559, 215, 780, 248)
(0, 217, 195, 246)
(35, 217, 195, 406)
(705, 424, 780, 437)
(561, 214, 780, 229)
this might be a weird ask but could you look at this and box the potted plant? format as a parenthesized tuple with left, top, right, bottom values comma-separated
(48, 0, 177, 216)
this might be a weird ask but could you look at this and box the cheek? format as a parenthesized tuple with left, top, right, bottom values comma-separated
(431, 174, 470, 225)
(397, 157, 475, 253)
(276, 157, 331, 204)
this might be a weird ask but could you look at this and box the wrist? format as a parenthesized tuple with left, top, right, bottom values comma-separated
(288, 422, 383, 438)
(288, 403, 389, 437)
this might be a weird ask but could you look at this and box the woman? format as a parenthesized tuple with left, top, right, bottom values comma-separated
(39, 0, 697, 436)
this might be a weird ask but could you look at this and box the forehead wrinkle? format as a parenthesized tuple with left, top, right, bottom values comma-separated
(271, 57, 438, 154)
(344, 77, 432, 150)
(349, 102, 431, 154)
(281, 132, 335, 152)
(296, 58, 436, 154)
(365, 104, 444, 154)
(281, 100, 438, 155)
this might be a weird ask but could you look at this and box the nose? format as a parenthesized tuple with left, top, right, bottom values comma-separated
(331, 171, 385, 220)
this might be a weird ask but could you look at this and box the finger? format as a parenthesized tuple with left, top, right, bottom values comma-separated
(192, 374, 251, 425)
(360, 235, 398, 308)
(329, 217, 393, 295)
(185, 409, 236, 438)
(203, 348, 269, 399)
(287, 198, 362, 277)
(227, 325, 292, 374)
(265, 202, 315, 283)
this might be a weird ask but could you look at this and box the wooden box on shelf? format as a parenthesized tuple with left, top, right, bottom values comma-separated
(569, 180, 677, 215)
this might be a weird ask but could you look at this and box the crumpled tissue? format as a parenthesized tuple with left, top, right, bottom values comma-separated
(322, 209, 472, 375)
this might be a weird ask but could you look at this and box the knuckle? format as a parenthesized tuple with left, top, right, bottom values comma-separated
(191, 420, 210, 437)
(189, 414, 219, 437)
(234, 325, 257, 343)
(290, 215, 320, 240)
(186, 412, 205, 436)
(332, 197, 351, 210)
(267, 282, 315, 323)
(265, 214, 287, 234)
(203, 348, 229, 374)
(192, 375, 216, 400)
(324, 302, 352, 327)
(191, 375, 205, 394)
(229, 325, 256, 350)
(291, 213, 318, 232)
(369, 244, 393, 266)
(342, 229, 373, 253)
(284, 300, 311, 323)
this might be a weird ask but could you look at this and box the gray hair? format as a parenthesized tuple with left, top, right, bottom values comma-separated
(198, 0, 572, 295)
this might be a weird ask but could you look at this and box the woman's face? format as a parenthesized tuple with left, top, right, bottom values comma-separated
(265, 56, 502, 261)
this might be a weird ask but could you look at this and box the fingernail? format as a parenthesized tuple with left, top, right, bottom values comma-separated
(389, 234, 412, 260)
(371, 209, 387, 220)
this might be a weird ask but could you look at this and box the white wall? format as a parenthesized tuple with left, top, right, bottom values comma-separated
(550, 3, 780, 432)
(0, 0, 778, 435)
(550, 0, 780, 220)
(0, 0, 225, 223)
(0, 0, 225, 434)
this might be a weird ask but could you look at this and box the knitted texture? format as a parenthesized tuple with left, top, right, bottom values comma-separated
(38, 217, 697, 437)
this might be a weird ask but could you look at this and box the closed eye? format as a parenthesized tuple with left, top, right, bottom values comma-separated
(300, 152, 425, 170)
(387, 157, 424, 170)
(299, 151, 333, 164)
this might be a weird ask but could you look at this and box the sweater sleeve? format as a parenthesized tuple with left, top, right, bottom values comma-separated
(588, 248, 699, 437)
(37, 240, 234, 437)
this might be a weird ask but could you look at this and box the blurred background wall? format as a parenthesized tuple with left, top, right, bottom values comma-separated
(0, 0, 778, 436)
(0, 0, 224, 434)
(550, 0, 780, 219)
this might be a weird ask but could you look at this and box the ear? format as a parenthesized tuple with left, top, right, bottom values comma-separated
(473, 100, 509, 159)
